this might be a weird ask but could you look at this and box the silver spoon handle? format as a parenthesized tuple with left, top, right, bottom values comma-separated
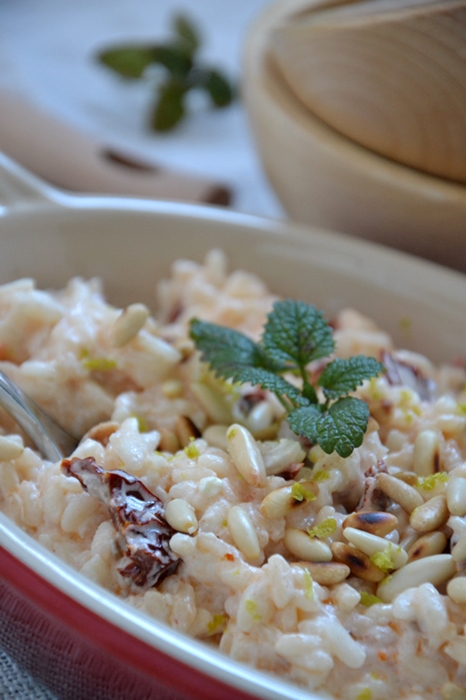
(0, 371, 78, 462)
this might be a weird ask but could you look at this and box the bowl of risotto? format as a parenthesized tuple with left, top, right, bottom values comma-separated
(0, 152, 466, 700)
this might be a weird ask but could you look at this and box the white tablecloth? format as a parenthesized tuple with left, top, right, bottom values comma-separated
(0, 1, 282, 697)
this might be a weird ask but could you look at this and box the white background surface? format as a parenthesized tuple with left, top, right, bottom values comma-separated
(0, 2, 282, 696)
(1, 0, 284, 218)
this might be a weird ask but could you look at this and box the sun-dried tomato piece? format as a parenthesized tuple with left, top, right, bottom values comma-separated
(381, 351, 436, 401)
(61, 456, 180, 590)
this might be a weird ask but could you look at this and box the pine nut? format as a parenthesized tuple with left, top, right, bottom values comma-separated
(376, 554, 456, 603)
(343, 528, 408, 570)
(158, 427, 180, 453)
(110, 303, 149, 347)
(407, 531, 447, 562)
(0, 436, 24, 461)
(202, 425, 228, 450)
(260, 485, 295, 519)
(331, 542, 385, 582)
(447, 477, 466, 517)
(442, 683, 466, 700)
(452, 533, 466, 563)
(226, 424, 267, 488)
(447, 577, 466, 605)
(175, 415, 201, 448)
(392, 471, 419, 487)
(284, 528, 332, 562)
(294, 561, 350, 585)
(377, 473, 423, 514)
(227, 505, 260, 559)
(410, 495, 449, 533)
(263, 439, 306, 476)
(413, 430, 440, 476)
(85, 421, 119, 446)
(165, 499, 198, 534)
(190, 382, 232, 425)
(247, 400, 274, 434)
(161, 379, 183, 399)
(343, 511, 398, 537)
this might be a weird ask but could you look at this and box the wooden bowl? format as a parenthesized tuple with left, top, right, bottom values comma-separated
(243, 0, 466, 272)
(271, 0, 466, 184)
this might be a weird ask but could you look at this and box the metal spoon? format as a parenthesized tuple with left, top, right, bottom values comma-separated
(0, 370, 78, 462)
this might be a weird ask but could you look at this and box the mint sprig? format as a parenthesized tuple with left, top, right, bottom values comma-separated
(190, 300, 384, 458)
(97, 14, 235, 132)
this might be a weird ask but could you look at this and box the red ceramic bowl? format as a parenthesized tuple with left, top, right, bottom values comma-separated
(0, 153, 465, 700)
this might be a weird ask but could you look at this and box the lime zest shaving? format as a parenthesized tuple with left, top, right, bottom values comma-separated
(82, 356, 117, 372)
(291, 482, 316, 503)
(130, 413, 149, 433)
(303, 569, 314, 600)
(207, 613, 228, 635)
(184, 437, 200, 459)
(307, 517, 337, 540)
(356, 689, 372, 700)
(416, 472, 449, 490)
(311, 469, 331, 482)
(359, 591, 383, 607)
(245, 599, 262, 621)
(370, 543, 397, 573)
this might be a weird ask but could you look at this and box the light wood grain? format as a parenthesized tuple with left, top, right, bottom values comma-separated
(243, 0, 466, 271)
(272, 0, 466, 183)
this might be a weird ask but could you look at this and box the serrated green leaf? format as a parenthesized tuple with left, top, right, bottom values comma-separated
(288, 397, 369, 458)
(173, 14, 200, 55)
(319, 356, 385, 400)
(262, 300, 334, 370)
(189, 319, 306, 406)
(200, 69, 234, 108)
(151, 79, 187, 132)
(97, 46, 158, 79)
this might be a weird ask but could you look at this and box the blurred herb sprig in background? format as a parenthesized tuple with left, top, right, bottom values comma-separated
(97, 14, 235, 132)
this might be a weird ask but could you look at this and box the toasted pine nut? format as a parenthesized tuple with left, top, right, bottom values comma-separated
(284, 528, 332, 562)
(376, 554, 456, 603)
(84, 421, 120, 446)
(452, 533, 466, 563)
(331, 542, 385, 582)
(260, 485, 295, 519)
(410, 495, 449, 533)
(377, 473, 423, 514)
(343, 511, 398, 537)
(343, 528, 408, 570)
(413, 430, 440, 476)
(442, 682, 466, 700)
(111, 303, 149, 347)
(447, 577, 466, 605)
(407, 531, 447, 562)
(227, 506, 260, 559)
(263, 439, 306, 476)
(158, 427, 180, 453)
(294, 561, 350, 585)
(175, 415, 201, 448)
(447, 477, 466, 517)
(226, 424, 267, 488)
(165, 499, 198, 534)
(0, 436, 24, 461)
(202, 425, 228, 450)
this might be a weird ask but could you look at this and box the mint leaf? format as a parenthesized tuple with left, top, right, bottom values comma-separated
(235, 368, 309, 407)
(200, 69, 234, 108)
(190, 319, 268, 374)
(98, 46, 157, 79)
(151, 79, 187, 132)
(151, 45, 192, 77)
(263, 300, 334, 370)
(288, 397, 369, 457)
(173, 14, 200, 55)
(319, 356, 385, 400)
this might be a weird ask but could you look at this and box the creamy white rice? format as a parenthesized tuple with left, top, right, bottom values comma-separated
(0, 250, 465, 700)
